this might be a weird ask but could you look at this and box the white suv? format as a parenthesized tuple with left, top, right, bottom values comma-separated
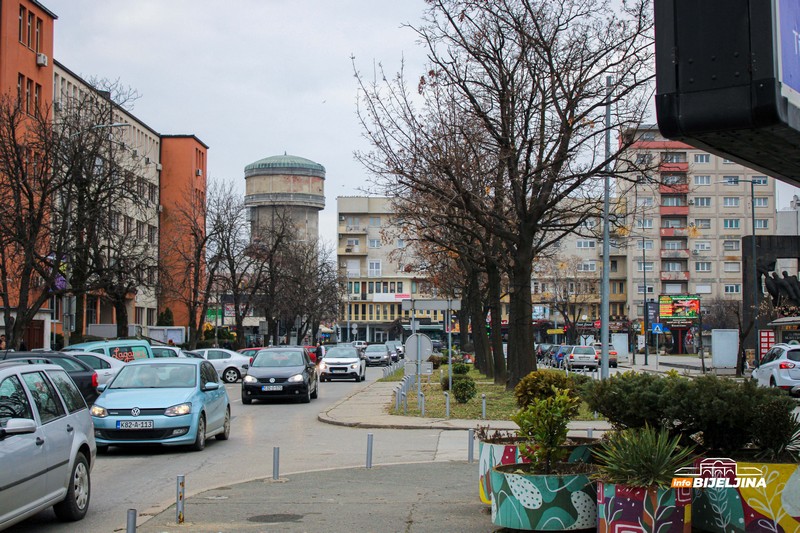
(752, 343, 800, 394)
(0, 361, 96, 529)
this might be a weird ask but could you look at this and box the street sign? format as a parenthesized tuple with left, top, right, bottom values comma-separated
(401, 299, 462, 311)
(404, 333, 433, 361)
(651, 323, 664, 335)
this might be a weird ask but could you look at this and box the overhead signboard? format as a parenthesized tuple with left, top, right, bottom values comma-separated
(658, 295, 700, 327)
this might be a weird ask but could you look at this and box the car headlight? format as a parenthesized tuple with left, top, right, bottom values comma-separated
(91, 405, 108, 418)
(319, 362, 328, 370)
(243, 375, 257, 383)
(164, 403, 192, 417)
(349, 363, 358, 370)
(287, 374, 304, 383)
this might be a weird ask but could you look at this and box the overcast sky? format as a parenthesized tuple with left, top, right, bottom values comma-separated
(46, 0, 430, 246)
(46, 0, 800, 248)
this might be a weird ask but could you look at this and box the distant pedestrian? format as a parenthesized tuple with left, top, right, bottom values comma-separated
(168, 339, 175, 346)
(315, 342, 324, 364)
(0, 335, 6, 350)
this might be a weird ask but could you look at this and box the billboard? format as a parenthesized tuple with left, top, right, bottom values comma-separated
(659, 295, 700, 327)
(778, 0, 800, 107)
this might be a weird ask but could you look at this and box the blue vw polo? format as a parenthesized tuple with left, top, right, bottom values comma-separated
(90, 359, 230, 452)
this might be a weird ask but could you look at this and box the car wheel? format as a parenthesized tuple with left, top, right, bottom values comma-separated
(216, 407, 231, 440)
(301, 385, 311, 403)
(242, 396, 252, 405)
(770, 377, 778, 388)
(53, 452, 90, 521)
(354, 373, 360, 383)
(191, 415, 206, 451)
(311, 381, 319, 399)
(223, 368, 240, 383)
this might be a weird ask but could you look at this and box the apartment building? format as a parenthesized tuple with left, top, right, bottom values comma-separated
(617, 124, 777, 351)
(337, 196, 444, 343)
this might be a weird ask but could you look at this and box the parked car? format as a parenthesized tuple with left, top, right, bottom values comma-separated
(565, 345, 600, 370)
(151, 345, 184, 358)
(238, 347, 267, 362)
(364, 344, 391, 366)
(0, 352, 99, 404)
(191, 348, 251, 383)
(0, 361, 96, 529)
(752, 343, 800, 394)
(592, 343, 619, 368)
(319, 346, 366, 382)
(386, 340, 404, 359)
(550, 345, 572, 367)
(91, 359, 230, 452)
(351, 340, 368, 354)
(536, 343, 553, 362)
(242, 347, 319, 404)
(431, 339, 443, 352)
(64, 339, 154, 362)
(70, 351, 127, 385)
(384, 342, 399, 363)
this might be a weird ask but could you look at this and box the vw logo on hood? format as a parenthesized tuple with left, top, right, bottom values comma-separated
(269, 378, 276, 383)
(131, 407, 141, 417)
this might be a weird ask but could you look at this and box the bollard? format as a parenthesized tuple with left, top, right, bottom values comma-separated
(444, 391, 450, 418)
(395, 387, 401, 412)
(402, 392, 407, 415)
(176, 475, 185, 524)
(587, 428, 594, 439)
(420, 393, 425, 417)
(366, 433, 374, 469)
(273, 446, 280, 480)
(126, 509, 137, 533)
(468, 428, 475, 463)
(481, 393, 486, 420)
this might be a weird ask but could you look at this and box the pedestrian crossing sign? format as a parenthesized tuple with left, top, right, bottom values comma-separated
(652, 323, 664, 334)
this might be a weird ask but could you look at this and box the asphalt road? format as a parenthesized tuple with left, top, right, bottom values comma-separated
(7, 366, 455, 533)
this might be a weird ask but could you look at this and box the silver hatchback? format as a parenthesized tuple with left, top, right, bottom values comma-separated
(0, 362, 97, 529)
(565, 345, 599, 369)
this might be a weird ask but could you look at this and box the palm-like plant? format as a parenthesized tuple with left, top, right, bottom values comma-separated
(593, 426, 695, 489)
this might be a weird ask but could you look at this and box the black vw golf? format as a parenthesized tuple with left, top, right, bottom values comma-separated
(241, 347, 319, 404)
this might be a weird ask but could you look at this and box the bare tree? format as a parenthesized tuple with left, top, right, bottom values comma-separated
(538, 256, 599, 345)
(356, 0, 653, 388)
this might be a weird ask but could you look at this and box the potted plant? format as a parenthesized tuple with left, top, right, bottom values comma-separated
(593, 425, 696, 532)
(488, 388, 596, 531)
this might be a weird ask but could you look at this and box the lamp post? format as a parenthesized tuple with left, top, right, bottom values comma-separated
(600, 75, 612, 379)
(642, 235, 649, 366)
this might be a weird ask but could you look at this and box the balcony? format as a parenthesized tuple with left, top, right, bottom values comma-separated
(660, 205, 689, 216)
(338, 224, 367, 235)
(660, 227, 691, 237)
(660, 270, 690, 281)
(660, 183, 689, 194)
(338, 246, 367, 256)
(660, 249, 690, 259)
(659, 161, 688, 173)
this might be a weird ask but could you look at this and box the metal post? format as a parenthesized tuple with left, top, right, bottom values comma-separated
(176, 475, 185, 524)
(481, 393, 486, 419)
(447, 299, 453, 393)
(126, 509, 137, 533)
(273, 446, 280, 480)
(468, 428, 475, 463)
(643, 236, 649, 366)
(587, 428, 594, 439)
(600, 75, 612, 380)
(413, 299, 421, 400)
(366, 433, 374, 469)
(445, 391, 450, 418)
(395, 387, 401, 411)
(402, 392, 407, 415)
(420, 393, 425, 417)
(751, 179, 759, 368)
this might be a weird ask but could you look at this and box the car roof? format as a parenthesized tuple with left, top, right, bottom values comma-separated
(0, 361, 63, 372)
(126, 358, 202, 366)
(66, 339, 151, 348)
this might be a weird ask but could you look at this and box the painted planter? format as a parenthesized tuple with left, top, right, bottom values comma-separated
(692, 462, 800, 533)
(489, 464, 596, 531)
(597, 481, 692, 532)
(478, 439, 530, 504)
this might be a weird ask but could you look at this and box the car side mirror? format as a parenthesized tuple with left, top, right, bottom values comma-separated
(202, 382, 220, 391)
(1, 418, 37, 439)
(97, 384, 107, 392)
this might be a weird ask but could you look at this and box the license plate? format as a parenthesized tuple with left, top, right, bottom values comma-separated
(116, 420, 153, 430)
(262, 385, 282, 391)
(332, 368, 344, 372)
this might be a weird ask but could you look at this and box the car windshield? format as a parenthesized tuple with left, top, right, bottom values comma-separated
(253, 351, 304, 367)
(110, 363, 196, 389)
(574, 347, 596, 355)
(365, 345, 385, 352)
(324, 347, 358, 359)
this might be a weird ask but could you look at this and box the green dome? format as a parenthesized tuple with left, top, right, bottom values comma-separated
(244, 154, 325, 178)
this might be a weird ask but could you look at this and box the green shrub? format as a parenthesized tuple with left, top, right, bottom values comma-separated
(512, 388, 580, 474)
(452, 376, 477, 403)
(514, 369, 580, 409)
(751, 393, 800, 461)
(428, 354, 444, 369)
(440, 373, 472, 391)
(452, 362, 470, 375)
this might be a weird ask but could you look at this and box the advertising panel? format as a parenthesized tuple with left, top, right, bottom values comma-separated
(659, 295, 700, 327)
(778, 0, 800, 107)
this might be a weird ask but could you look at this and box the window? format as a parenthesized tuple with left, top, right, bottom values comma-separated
(147, 267, 157, 285)
(148, 183, 158, 203)
(25, 79, 32, 114)
(723, 158, 734, 164)
(694, 218, 711, 229)
(345, 216, 361, 229)
(694, 241, 711, 251)
(694, 175, 711, 185)
(664, 240, 685, 250)
(693, 154, 710, 163)
(124, 216, 133, 234)
(346, 238, 359, 247)
(662, 196, 685, 206)
(662, 174, 686, 185)
(49, 370, 86, 413)
(694, 197, 711, 207)
(33, 84, 40, 115)
(35, 18, 41, 53)
(752, 175, 768, 185)
(637, 239, 654, 250)
(0, 375, 33, 423)
(661, 218, 685, 228)
(661, 152, 687, 163)
(584, 219, 597, 229)
(696, 284, 712, 294)
(610, 260, 618, 272)
(637, 284, 655, 294)
(18, 7, 25, 43)
(26, 11, 33, 48)
(147, 308, 156, 326)
(396, 239, 404, 248)
(722, 176, 740, 185)
(635, 218, 653, 229)
(368, 260, 381, 277)
(753, 197, 768, 208)
(148, 225, 157, 244)
(368, 239, 380, 248)
(110, 212, 120, 232)
(136, 221, 146, 239)
(695, 262, 712, 272)
(723, 240, 740, 251)
(578, 262, 596, 272)
(576, 240, 596, 249)
(22, 372, 64, 424)
(637, 261, 654, 272)
(640, 131, 656, 141)
(723, 219, 740, 229)
(724, 284, 742, 294)
(636, 197, 654, 206)
(755, 219, 769, 229)
(722, 197, 740, 207)
(369, 216, 381, 227)
(724, 262, 741, 273)
(663, 261, 684, 272)
(635, 153, 652, 165)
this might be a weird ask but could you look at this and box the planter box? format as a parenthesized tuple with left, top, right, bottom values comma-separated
(692, 462, 800, 533)
(597, 481, 692, 532)
(478, 439, 530, 504)
(489, 464, 596, 531)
